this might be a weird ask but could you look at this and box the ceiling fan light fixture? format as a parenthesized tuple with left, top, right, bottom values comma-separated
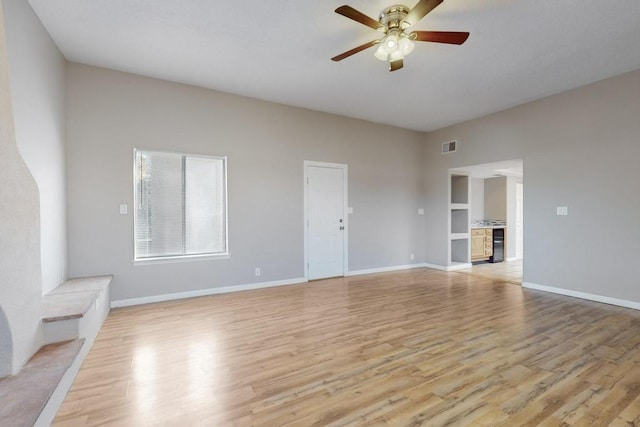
(374, 44, 388, 61)
(375, 32, 414, 63)
(332, 1, 469, 71)
(399, 37, 415, 55)
(389, 49, 404, 62)
(383, 34, 399, 53)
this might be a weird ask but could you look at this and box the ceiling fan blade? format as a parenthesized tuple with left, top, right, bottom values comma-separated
(405, 0, 443, 26)
(411, 31, 470, 45)
(335, 5, 383, 30)
(389, 58, 404, 72)
(331, 40, 380, 61)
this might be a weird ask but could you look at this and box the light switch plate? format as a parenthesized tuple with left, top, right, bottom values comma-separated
(119, 204, 128, 215)
(556, 206, 568, 216)
(347, 207, 354, 214)
(418, 208, 425, 215)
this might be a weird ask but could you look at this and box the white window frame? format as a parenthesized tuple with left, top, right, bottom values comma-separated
(132, 148, 229, 265)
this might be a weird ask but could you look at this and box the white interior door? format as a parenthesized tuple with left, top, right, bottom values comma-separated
(516, 182, 524, 259)
(306, 164, 346, 280)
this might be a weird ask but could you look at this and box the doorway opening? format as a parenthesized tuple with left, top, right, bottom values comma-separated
(451, 159, 524, 285)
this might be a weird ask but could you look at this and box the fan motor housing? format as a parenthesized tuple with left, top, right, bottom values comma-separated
(379, 5, 410, 30)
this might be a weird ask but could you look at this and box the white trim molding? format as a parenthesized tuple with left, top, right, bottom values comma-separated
(132, 253, 231, 266)
(423, 263, 448, 271)
(522, 282, 640, 311)
(111, 277, 307, 308)
(346, 263, 426, 276)
(423, 262, 472, 272)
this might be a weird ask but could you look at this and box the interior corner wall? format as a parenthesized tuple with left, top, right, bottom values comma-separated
(3, 0, 67, 295)
(424, 69, 640, 304)
(0, 0, 43, 377)
(65, 64, 425, 302)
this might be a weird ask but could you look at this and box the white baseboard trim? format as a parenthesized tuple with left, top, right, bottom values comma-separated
(447, 263, 472, 271)
(423, 263, 448, 271)
(111, 277, 308, 308)
(522, 282, 640, 311)
(346, 263, 427, 277)
(423, 262, 472, 272)
(506, 257, 520, 262)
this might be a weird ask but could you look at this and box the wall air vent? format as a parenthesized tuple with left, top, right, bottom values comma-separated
(442, 140, 457, 154)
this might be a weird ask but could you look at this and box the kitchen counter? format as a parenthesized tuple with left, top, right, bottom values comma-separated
(471, 220, 506, 229)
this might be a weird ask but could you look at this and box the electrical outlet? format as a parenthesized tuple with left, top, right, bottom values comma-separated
(418, 208, 425, 215)
(255, 267, 261, 277)
(556, 206, 568, 216)
(410, 253, 415, 261)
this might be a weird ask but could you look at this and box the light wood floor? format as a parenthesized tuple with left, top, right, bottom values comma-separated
(54, 268, 640, 426)
(459, 259, 523, 285)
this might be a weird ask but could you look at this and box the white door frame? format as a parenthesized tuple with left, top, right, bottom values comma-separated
(303, 160, 349, 280)
(515, 182, 524, 260)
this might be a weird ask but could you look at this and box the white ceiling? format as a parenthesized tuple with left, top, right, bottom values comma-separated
(29, 0, 640, 132)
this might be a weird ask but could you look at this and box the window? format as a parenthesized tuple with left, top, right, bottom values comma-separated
(134, 149, 227, 261)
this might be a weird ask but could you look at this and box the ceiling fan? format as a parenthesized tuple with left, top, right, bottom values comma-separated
(331, 0, 469, 71)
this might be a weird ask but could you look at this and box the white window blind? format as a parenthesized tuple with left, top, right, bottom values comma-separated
(134, 150, 227, 260)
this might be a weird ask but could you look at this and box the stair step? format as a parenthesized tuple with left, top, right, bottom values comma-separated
(0, 339, 83, 427)
(0, 275, 112, 425)
(42, 290, 99, 322)
(41, 275, 112, 345)
(42, 275, 112, 323)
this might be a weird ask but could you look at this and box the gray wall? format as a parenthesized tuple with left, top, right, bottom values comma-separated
(424, 69, 640, 303)
(0, 0, 43, 377)
(484, 177, 506, 220)
(4, 0, 67, 295)
(66, 64, 425, 301)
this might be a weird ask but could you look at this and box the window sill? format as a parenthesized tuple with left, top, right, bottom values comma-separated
(132, 253, 231, 267)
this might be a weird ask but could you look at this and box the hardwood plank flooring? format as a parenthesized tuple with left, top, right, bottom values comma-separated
(53, 268, 640, 426)
(458, 259, 523, 285)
